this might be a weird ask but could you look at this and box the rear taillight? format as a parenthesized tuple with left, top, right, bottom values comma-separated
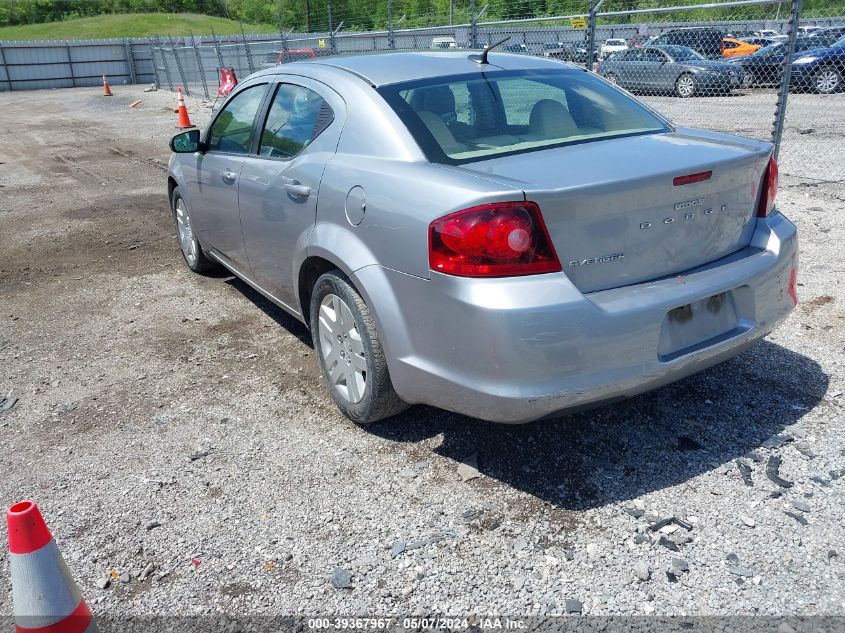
(429, 201, 561, 277)
(757, 156, 779, 217)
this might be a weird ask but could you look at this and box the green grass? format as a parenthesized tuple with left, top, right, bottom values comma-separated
(0, 13, 277, 41)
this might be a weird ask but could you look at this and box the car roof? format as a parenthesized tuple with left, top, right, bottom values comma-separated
(258, 50, 580, 87)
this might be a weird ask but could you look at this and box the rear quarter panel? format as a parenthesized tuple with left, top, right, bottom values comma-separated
(310, 158, 524, 279)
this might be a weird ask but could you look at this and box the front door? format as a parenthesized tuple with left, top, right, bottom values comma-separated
(194, 83, 268, 271)
(238, 79, 345, 313)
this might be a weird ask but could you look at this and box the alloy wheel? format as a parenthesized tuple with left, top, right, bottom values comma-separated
(318, 293, 367, 404)
(742, 69, 755, 88)
(676, 74, 695, 97)
(815, 67, 840, 94)
(174, 198, 198, 266)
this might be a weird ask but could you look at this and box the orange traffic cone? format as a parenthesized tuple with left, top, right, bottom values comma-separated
(176, 87, 193, 129)
(7, 500, 97, 633)
(102, 74, 113, 97)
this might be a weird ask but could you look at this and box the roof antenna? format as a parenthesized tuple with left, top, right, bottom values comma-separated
(470, 36, 511, 64)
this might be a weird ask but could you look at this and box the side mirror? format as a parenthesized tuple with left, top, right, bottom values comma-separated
(170, 129, 206, 153)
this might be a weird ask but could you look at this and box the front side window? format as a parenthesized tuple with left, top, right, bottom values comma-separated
(207, 84, 267, 154)
(379, 69, 668, 165)
(258, 83, 334, 159)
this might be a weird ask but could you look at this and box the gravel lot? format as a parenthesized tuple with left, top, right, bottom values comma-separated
(0, 85, 843, 622)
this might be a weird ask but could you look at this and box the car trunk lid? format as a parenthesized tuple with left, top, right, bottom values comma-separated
(458, 130, 771, 293)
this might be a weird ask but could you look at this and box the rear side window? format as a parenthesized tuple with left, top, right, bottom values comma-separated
(258, 83, 333, 159)
(379, 69, 668, 165)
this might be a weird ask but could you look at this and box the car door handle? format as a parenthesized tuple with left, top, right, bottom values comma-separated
(284, 183, 311, 198)
(221, 170, 237, 185)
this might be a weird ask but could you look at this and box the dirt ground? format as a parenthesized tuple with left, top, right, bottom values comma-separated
(0, 86, 843, 621)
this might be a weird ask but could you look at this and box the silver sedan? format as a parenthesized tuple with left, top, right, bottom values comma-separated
(599, 45, 743, 96)
(167, 51, 797, 424)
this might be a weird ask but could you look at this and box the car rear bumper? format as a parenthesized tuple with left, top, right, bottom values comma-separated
(353, 213, 797, 423)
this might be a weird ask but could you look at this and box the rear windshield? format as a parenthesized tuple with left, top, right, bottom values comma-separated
(378, 69, 668, 165)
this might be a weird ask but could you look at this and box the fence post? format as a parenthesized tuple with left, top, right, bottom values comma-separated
(0, 41, 11, 92)
(124, 40, 137, 85)
(387, 0, 396, 50)
(770, 0, 802, 159)
(168, 35, 189, 95)
(276, 15, 290, 60)
(210, 27, 226, 69)
(147, 38, 161, 88)
(328, 5, 338, 55)
(155, 36, 174, 91)
(191, 34, 209, 100)
(65, 41, 75, 87)
(239, 21, 255, 73)
(470, 0, 478, 48)
(586, 0, 598, 72)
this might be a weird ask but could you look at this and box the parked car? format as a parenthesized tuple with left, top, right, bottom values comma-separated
(739, 36, 779, 48)
(789, 35, 845, 93)
(600, 38, 629, 59)
(260, 49, 318, 69)
(431, 36, 458, 49)
(730, 35, 841, 86)
(797, 25, 824, 36)
(167, 51, 796, 424)
(813, 25, 845, 41)
(721, 37, 762, 57)
(542, 42, 598, 64)
(599, 45, 742, 96)
(503, 42, 531, 54)
(754, 29, 781, 38)
(649, 27, 726, 59)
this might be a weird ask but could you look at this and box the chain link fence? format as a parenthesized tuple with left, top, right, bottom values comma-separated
(141, 0, 845, 192)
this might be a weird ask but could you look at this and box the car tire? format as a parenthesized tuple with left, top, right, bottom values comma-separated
(814, 65, 842, 94)
(605, 72, 619, 85)
(675, 73, 697, 98)
(742, 69, 755, 88)
(310, 271, 408, 424)
(170, 186, 218, 274)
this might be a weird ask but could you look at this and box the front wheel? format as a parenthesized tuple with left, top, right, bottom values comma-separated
(310, 271, 408, 424)
(675, 73, 696, 98)
(170, 186, 218, 274)
(742, 69, 755, 88)
(814, 65, 842, 94)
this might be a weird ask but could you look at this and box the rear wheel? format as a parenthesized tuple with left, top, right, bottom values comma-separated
(310, 271, 408, 424)
(170, 186, 217, 274)
(814, 66, 841, 94)
(675, 73, 696, 98)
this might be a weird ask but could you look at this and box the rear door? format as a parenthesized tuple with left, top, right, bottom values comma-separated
(194, 83, 269, 270)
(640, 48, 671, 88)
(616, 49, 644, 86)
(238, 78, 344, 312)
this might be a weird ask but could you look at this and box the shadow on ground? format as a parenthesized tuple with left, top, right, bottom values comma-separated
(224, 276, 313, 347)
(367, 340, 828, 510)
(223, 278, 827, 511)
